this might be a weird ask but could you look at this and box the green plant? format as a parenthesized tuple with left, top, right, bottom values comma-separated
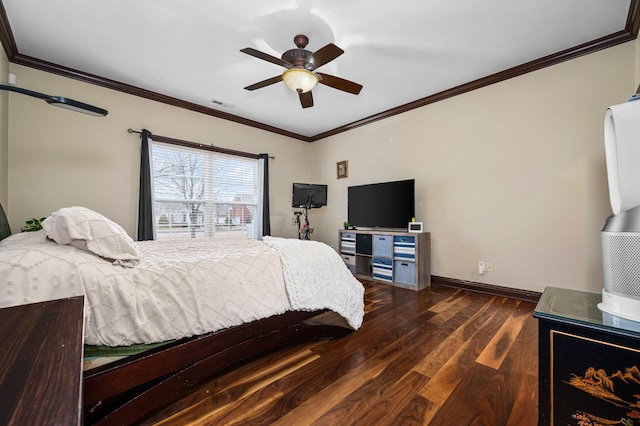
(21, 217, 46, 232)
(343, 221, 350, 229)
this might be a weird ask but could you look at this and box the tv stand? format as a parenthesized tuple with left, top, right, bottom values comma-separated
(339, 229, 431, 291)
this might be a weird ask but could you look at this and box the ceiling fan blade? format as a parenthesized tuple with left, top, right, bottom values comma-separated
(240, 48, 292, 69)
(244, 75, 282, 91)
(306, 44, 344, 70)
(317, 73, 363, 95)
(299, 91, 313, 108)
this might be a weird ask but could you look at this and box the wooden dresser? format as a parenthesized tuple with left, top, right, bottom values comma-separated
(0, 296, 84, 425)
(534, 287, 640, 426)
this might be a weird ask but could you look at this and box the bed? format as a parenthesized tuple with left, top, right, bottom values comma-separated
(0, 205, 364, 425)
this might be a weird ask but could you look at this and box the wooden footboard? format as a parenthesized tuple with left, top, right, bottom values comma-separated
(83, 310, 352, 425)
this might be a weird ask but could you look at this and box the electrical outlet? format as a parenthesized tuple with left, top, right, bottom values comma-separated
(478, 261, 485, 275)
(486, 263, 494, 273)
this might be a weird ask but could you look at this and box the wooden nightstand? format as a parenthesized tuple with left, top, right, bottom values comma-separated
(0, 296, 84, 425)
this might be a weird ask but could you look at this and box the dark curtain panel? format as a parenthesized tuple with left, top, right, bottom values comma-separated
(137, 129, 155, 241)
(259, 154, 271, 236)
(0, 202, 11, 241)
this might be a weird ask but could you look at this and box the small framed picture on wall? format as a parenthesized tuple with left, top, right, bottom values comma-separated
(337, 160, 348, 179)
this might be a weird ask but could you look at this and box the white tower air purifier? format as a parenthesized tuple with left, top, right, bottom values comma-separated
(599, 100, 640, 321)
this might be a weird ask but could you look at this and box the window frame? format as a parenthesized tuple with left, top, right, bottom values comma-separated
(149, 135, 262, 240)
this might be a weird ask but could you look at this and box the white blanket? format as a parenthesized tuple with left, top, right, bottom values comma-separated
(263, 236, 364, 329)
(0, 232, 364, 346)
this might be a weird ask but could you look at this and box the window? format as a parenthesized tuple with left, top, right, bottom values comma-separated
(151, 141, 261, 240)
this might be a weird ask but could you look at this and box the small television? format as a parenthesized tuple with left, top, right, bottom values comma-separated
(292, 183, 327, 208)
(348, 179, 415, 229)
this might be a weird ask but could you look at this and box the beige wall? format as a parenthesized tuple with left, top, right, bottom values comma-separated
(0, 48, 8, 206)
(6, 64, 310, 239)
(4, 40, 638, 294)
(308, 41, 636, 294)
(637, 35, 640, 88)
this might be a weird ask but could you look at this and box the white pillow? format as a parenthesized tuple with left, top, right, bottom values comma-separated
(42, 206, 141, 267)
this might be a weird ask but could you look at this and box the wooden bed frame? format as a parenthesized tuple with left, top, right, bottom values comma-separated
(83, 309, 352, 425)
(0, 204, 354, 425)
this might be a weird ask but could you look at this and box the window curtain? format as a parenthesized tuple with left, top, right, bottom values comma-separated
(0, 203, 11, 241)
(137, 129, 156, 241)
(258, 154, 271, 237)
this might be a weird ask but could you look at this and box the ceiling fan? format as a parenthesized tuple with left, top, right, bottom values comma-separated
(240, 34, 363, 109)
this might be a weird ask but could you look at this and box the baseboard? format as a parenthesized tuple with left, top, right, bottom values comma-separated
(431, 275, 542, 303)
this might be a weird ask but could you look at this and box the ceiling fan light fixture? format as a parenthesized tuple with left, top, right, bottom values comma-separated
(282, 68, 318, 93)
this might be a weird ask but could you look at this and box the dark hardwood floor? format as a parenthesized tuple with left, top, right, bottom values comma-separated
(140, 280, 539, 425)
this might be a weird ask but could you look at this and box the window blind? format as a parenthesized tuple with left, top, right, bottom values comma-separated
(152, 141, 260, 240)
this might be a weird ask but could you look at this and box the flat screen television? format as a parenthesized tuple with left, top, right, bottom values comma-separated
(348, 179, 415, 228)
(292, 183, 327, 208)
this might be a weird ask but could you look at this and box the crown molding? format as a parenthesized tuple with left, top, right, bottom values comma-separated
(1, 1, 638, 142)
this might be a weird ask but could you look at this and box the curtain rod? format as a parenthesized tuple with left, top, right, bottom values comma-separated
(127, 128, 274, 160)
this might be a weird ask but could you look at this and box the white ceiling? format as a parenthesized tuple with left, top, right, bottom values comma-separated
(2, 1, 633, 139)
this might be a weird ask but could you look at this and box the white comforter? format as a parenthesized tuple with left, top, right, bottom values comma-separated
(0, 231, 364, 346)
